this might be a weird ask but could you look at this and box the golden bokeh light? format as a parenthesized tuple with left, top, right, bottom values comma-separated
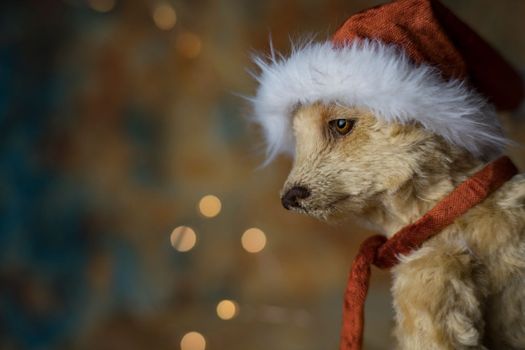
(152, 3, 177, 31)
(241, 228, 267, 253)
(216, 299, 239, 320)
(198, 195, 221, 218)
(170, 226, 196, 252)
(176, 32, 202, 59)
(88, 0, 116, 12)
(180, 332, 206, 350)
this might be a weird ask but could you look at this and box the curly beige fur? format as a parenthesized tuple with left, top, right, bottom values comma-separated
(281, 103, 525, 349)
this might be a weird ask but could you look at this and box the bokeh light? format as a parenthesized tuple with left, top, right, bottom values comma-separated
(152, 2, 177, 30)
(176, 32, 202, 59)
(241, 228, 267, 253)
(198, 195, 221, 218)
(180, 332, 206, 350)
(170, 226, 197, 252)
(88, 0, 116, 12)
(216, 299, 239, 320)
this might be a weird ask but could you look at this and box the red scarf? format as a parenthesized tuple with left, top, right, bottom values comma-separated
(339, 156, 519, 350)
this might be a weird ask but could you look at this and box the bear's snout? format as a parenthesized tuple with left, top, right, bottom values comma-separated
(281, 186, 310, 210)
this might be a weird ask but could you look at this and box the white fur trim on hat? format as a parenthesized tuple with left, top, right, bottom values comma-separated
(251, 40, 507, 163)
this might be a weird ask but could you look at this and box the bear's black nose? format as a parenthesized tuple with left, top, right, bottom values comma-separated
(281, 186, 310, 210)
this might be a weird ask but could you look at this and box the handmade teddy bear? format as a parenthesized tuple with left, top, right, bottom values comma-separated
(251, 0, 525, 349)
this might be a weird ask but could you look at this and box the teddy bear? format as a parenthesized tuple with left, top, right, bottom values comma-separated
(251, 0, 525, 349)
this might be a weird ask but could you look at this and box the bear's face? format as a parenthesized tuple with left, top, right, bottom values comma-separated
(281, 103, 438, 221)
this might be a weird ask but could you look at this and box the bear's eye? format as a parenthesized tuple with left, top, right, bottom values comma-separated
(329, 119, 355, 136)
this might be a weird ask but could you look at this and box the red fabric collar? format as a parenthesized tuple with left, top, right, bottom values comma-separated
(339, 156, 519, 350)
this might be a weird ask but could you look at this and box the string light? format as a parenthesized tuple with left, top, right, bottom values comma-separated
(241, 228, 267, 253)
(198, 195, 221, 218)
(170, 226, 197, 252)
(152, 2, 177, 30)
(216, 299, 239, 320)
(176, 32, 202, 59)
(88, 0, 116, 12)
(180, 332, 206, 350)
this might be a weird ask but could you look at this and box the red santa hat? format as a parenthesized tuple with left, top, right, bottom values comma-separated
(252, 0, 524, 162)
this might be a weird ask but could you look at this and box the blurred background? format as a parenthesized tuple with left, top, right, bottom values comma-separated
(0, 0, 524, 349)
